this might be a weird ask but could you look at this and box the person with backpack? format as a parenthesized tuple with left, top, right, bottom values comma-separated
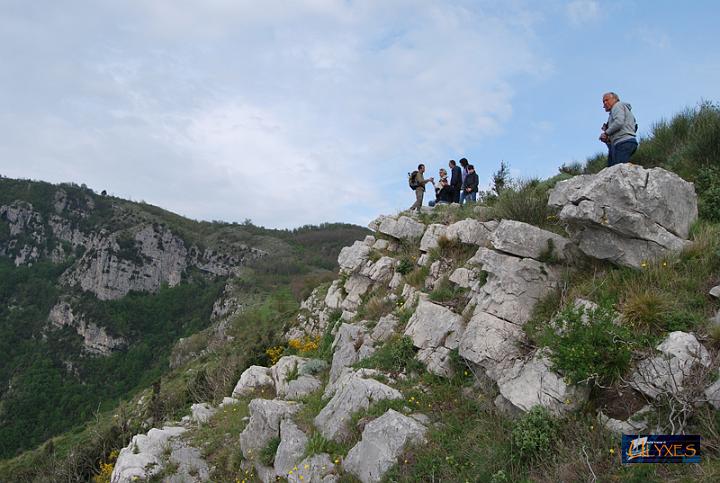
(408, 164, 434, 212)
(460, 164, 479, 204)
(599, 92, 638, 166)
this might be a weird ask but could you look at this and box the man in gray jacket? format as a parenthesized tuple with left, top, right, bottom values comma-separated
(599, 92, 638, 166)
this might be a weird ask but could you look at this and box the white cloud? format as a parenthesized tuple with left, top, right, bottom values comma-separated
(0, 1, 548, 227)
(566, 0, 601, 26)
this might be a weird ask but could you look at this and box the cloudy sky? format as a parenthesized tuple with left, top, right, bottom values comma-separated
(1, 1, 719, 228)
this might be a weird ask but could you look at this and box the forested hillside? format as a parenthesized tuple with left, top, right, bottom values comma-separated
(0, 178, 369, 460)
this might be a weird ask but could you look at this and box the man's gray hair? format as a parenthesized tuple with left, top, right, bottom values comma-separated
(603, 91, 620, 101)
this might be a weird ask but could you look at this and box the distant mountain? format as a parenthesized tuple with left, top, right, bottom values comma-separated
(0, 176, 369, 458)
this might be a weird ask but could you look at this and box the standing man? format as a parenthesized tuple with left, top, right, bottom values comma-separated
(459, 158, 469, 203)
(599, 92, 638, 166)
(461, 164, 479, 204)
(449, 159, 462, 203)
(409, 164, 434, 212)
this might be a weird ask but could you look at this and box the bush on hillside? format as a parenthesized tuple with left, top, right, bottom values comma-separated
(540, 303, 637, 386)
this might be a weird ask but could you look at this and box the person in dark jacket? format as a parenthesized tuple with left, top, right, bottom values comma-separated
(461, 164, 479, 204)
(449, 159, 462, 203)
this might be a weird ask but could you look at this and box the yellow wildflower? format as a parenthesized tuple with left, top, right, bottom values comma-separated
(609, 448, 615, 455)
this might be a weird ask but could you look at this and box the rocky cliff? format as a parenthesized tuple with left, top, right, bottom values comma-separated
(110, 164, 720, 482)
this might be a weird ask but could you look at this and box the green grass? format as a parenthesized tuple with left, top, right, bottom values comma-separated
(354, 335, 423, 374)
(185, 398, 251, 481)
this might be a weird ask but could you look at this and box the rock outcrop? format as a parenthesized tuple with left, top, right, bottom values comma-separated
(343, 409, 427, 483)
(548, 164, 697, 268)
(111, 426, 209, 483)
(48, 301, 126, 355)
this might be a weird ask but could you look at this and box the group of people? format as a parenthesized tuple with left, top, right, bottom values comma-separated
(409, 158, 479, 212)
(409, 91, 639, 212)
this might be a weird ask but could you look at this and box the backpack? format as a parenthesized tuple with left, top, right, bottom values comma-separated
(408, 171, 419, 190)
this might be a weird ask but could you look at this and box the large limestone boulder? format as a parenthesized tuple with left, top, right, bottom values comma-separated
(490, 220, 571, 261)
(630, 331, 711, 399)
(445, 219, 497, 246)
(343, 409, 427, 483)
(419, 224, 448, 252)
(189, 402, 215, 425)
(378, 216, 426, 240)
(338, 240, 372, 272)
(548, 164, 697, 268)
(271, 356, 323, 400)
(233, 365, 275, 397)
(404, 300, 465, 377)
(239, 399, 302, 460)
(496, 349, 589, 416)
(371, 314, 400, 343)
(341, 274, 373, 312)
(314, 370, 402, 441)
(459, 311, 526, 381)
(470, 248, 558, 326)
(111, 426, 209, 483)
(324, 280, 344, 309)
(404, 300, 464, 350)
(360, 256, 397, 283)
(274, 419, 309, 478)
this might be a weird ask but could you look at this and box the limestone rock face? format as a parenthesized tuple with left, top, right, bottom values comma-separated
(338, 240, 372, 272)
(341, 275, 373, 312)
(445, 219, 497, 246)
(271, 356, 323, 400)
(490, 220, 571, 261)
(404, 300, 464, 350)
(48, 301, 126, 355)
(359, 256, 397, 283)
(62, 225, 189, 300)
(371, 314, 400, 343)
(496, 350, 589, 416)
(233, 365, 275, 397)
(470, 248, 558, 326)
(274, 419, 309, 478)
(329, 323, 375, 384)
(459, 311, 525, 381)
(419, 224, 448, 252)
(314, 371, 402, 441)
(240, 399, 302, 460)
(343, 409, 427, 483)
(324, 280, 345, 309)
(377, 216, 426, 240)
(548, 164, 697, 268)
(630, 331, 711, 399)
(189, 403, 216, 425)
(111, 426, 209, 483)
(705, 376, 720, 410)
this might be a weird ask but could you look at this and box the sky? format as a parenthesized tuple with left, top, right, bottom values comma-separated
(1, 0, 719, 229)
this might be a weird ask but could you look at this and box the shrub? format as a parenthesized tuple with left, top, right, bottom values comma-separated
(355, 336, 422, 374)
(696, 165, 720, 222)
(510, 406, 558, 463)
(540, 303, 637, 385)
(405, 265, 429, 288)
(356, 291, 394, 321)
(489, 178, 552, 229)
(397, 257, 415, 275)
(428, 277, 469, 311)
(428, 236, 477, 265)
